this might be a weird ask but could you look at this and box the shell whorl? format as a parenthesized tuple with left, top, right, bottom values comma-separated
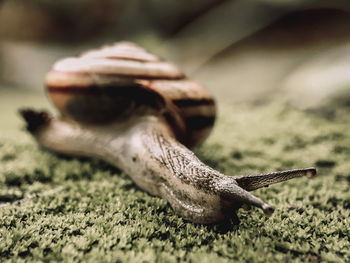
(46, 42, 216, 148)
(47, 42, 183, 84)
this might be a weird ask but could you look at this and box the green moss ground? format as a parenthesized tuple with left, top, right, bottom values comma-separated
(0, 88, 349, 262)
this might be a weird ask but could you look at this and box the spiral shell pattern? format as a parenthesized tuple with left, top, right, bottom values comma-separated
(46, 42, 216, 147)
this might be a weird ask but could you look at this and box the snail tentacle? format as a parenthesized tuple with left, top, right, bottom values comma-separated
(234, 168, 317, 192)
(216, 179, 274, 216)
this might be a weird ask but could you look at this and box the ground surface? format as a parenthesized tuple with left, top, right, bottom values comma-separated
(0, 87, 349, 262)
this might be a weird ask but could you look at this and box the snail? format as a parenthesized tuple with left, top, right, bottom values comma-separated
(20, 42, 316, 224)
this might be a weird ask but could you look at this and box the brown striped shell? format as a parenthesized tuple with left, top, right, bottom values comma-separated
(45, 42, 216, 148)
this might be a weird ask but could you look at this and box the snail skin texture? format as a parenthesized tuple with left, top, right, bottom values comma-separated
(20, 42, 316, 224)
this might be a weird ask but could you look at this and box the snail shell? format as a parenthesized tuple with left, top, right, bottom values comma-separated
(45, 42, 215, 148)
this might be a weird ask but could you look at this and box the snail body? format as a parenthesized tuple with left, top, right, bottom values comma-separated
(21, 42, 315, 224)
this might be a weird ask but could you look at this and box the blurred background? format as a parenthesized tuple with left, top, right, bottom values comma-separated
(1, 0, 350, 109)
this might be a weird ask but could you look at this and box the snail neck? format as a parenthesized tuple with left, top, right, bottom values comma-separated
(94, 115, 227, 196)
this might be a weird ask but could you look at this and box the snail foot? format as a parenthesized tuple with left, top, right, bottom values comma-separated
(19, 108, 51, 133)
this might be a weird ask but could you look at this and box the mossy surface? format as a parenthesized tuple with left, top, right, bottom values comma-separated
(0, 88, 349, 262)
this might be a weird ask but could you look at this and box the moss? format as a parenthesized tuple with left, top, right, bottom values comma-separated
(0, 88, 349, 262)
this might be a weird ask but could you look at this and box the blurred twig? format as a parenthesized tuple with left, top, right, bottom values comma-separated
(165, 0, 283, 74)
(171, 0, 231, 35)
